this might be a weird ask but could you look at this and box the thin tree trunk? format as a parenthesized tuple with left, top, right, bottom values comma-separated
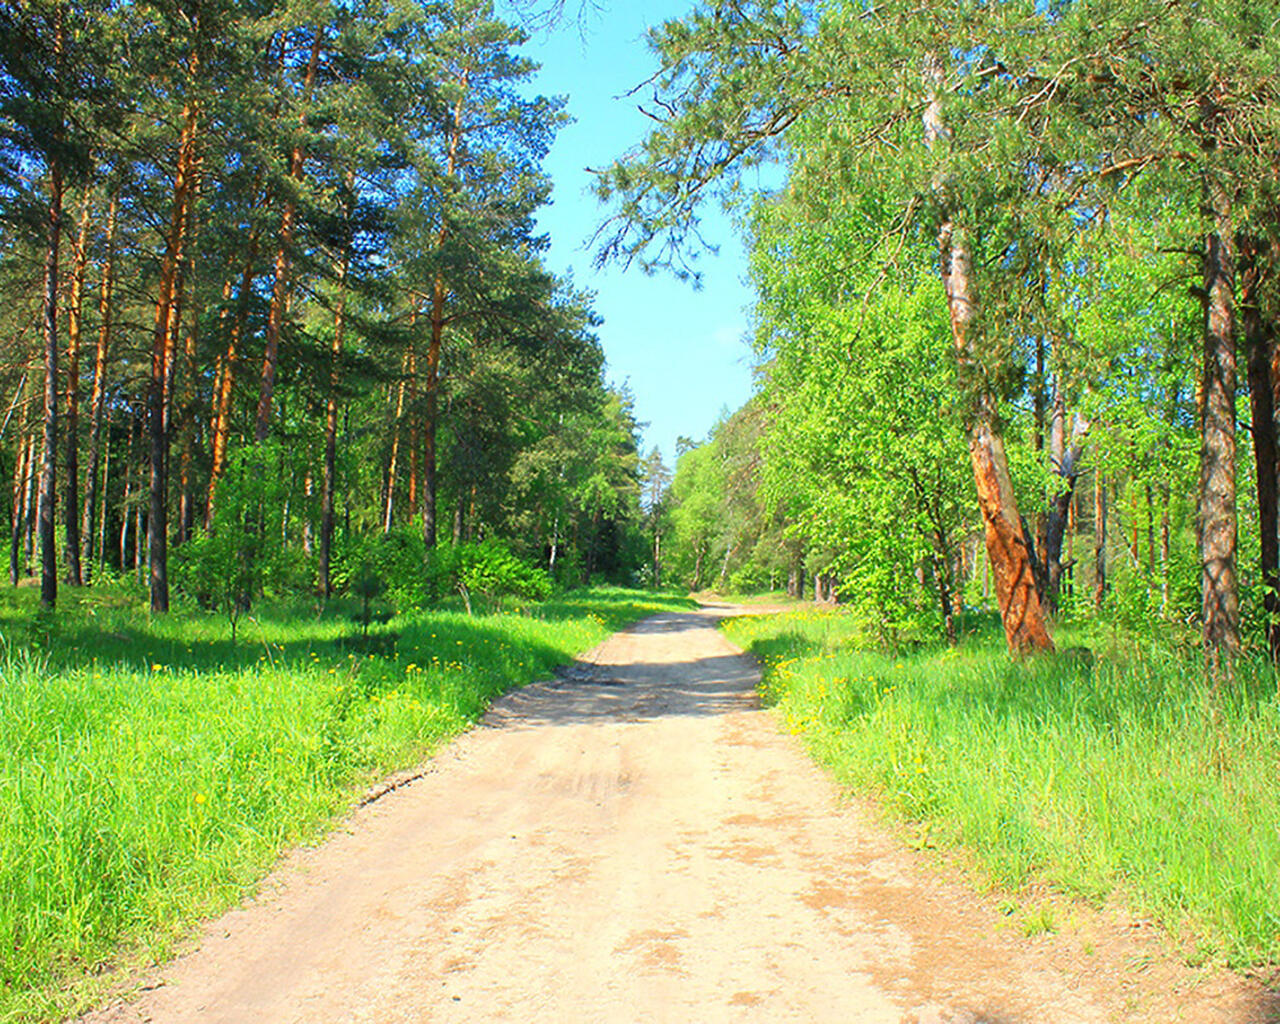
(255, 31, 322, 443)
(1199, 181, 1240, 656)
(1160, 484, 1170, 616)
(120, 410, 134, 571)
(23, 432, 37, 572)
(424, 71, 470, 549)
(384, 352, 409, 532)
(97, 406, 110, 573)
(1243, 234, 1278, 658)
(925, 52, 1051, 654)
(1094, 472, 1107, 608)
(63, 192, 91, 586)
(318, 235, 350, 599)
(1043, 390, 1088, 612)
(206, 231, 261, 525)
(148, 76, 201, 614)
(407, 343, 419, 512)
(81, 191, 116, 579)
(38, 159, 63, 608)
(176, 291, 200, 544)
(9, 393, 29, 586)
(1066, 491, 1075, 597)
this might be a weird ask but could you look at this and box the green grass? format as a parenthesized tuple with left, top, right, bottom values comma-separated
(0, 584, 694, 1023)
(722, 607, 1280, 969)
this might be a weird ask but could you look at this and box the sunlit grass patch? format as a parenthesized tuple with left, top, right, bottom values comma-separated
(0, 584, 693, 1023)
(723, 609, 1280, 969)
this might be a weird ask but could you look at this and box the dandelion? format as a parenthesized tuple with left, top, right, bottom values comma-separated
(151, 663, 163, 672)
(194, 793, 207, 805)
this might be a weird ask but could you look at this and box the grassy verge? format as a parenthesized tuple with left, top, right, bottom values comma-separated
(0, 585, 694, 1023)
(722, 607, 1280, 969)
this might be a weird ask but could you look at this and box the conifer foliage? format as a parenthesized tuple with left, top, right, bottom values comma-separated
(0, 0, 650, 610)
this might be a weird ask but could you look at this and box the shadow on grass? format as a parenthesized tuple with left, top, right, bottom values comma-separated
(0, 584, 696, 684)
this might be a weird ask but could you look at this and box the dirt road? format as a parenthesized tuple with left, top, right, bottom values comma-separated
(83, 606, 1276, 1024)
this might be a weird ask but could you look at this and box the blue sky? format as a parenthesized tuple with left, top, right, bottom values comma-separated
(504, 2, 761, 466)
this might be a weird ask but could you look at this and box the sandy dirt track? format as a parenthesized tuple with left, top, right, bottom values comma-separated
(80, 606, 1278, 1024)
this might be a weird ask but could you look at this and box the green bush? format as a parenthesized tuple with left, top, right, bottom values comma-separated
(334, 529, 430, 609)
(728, 563, 772, 594)
(428, 539, 552, 612)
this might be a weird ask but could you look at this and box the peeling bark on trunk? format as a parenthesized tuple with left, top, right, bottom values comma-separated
(81, 191, 116, 579)
(1243, 235, 1278, 659)
(1199, 182, 1240, 657)
(924, 52, 1052, 655)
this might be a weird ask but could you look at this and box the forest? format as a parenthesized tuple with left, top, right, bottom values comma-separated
(3, 0, 1280, 1018)
(626, 1, 1279, 666)
(0, 0, 658, 617)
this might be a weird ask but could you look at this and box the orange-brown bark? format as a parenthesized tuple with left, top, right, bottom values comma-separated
(255, 31, 322, 443)
(926, 52, 1053, 655)
(148, 65, 201, 613)
(62, 192, 90, 585)
(80, 191, 116, 577)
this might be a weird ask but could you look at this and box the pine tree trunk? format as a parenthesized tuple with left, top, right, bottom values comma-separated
(81, 191, 116, 579)
(39, 160, 63, 608)
(384, 352, 409, 532)
(1199, 182, 1240, 656)
(206, 234, 260, 525)
(97, 407, 110, 573)
(254, 31, 322, 443)
(318, 242, 349, 599)
(149, 81, 201, 614)
(924, 52, 1052, 655)
(423, 72, 470, 549)
(23, 432, 37, 573)
(9, 392, 29, 586)
(120, 412, 134, 571)
(1243, 235, 1277, 658)
(176, 292, 199, 544)
(63, 193, 90, 586)
(424, 285, 442, 548)
(407, 340, 419, 512)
